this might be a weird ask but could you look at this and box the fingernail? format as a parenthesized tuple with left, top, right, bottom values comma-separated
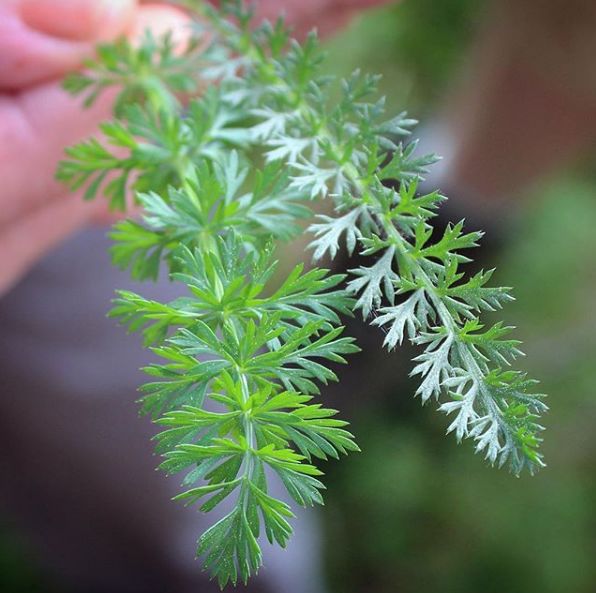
(21, 0, 135, 41)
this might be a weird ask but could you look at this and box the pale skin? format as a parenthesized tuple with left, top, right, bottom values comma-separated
(0, 0, 392, 296)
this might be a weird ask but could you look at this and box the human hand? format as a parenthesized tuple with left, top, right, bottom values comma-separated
(0, 0, 395, 296)
(0, 0, 196, 295)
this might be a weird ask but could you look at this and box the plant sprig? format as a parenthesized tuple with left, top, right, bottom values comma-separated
(57, 0, 546, 587)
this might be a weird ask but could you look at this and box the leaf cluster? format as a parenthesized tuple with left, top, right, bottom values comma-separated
(57, 1, 547, 586)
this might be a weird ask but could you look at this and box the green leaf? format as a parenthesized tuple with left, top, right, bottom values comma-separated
(57, 1, 547, 584)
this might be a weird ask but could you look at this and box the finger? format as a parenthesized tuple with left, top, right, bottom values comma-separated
(0, 4, 191, 228)
(129, 3, 193, 44)
(255, 0, 395, 38)
(0, 84, 117, 227)
(0, 191, 103, 296)
(0, 0, 137, 90)
(294, 8, 353, 39)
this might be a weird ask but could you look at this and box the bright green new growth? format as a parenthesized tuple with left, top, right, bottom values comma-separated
(57, 0, 547, 587)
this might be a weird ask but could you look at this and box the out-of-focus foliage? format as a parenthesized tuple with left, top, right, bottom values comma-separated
(324, 0, 483, 113)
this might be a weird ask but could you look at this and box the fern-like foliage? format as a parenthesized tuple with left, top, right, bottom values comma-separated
(57, 0, 547, 586)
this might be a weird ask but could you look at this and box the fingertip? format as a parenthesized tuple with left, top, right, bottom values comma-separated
(0, 0, 137, 90)
(96, 0, 138, 41)
(20, 0, 137, 42)
(128, 3, 192, 45)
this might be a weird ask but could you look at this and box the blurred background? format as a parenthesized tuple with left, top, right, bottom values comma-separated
(321, 2, 596, 592)
(2, 0, 596, 591)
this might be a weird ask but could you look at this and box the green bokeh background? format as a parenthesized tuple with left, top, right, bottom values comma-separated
(2, 1, 596, 591)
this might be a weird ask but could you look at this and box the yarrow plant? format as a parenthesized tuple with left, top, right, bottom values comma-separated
(57, 0, 547, 587)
